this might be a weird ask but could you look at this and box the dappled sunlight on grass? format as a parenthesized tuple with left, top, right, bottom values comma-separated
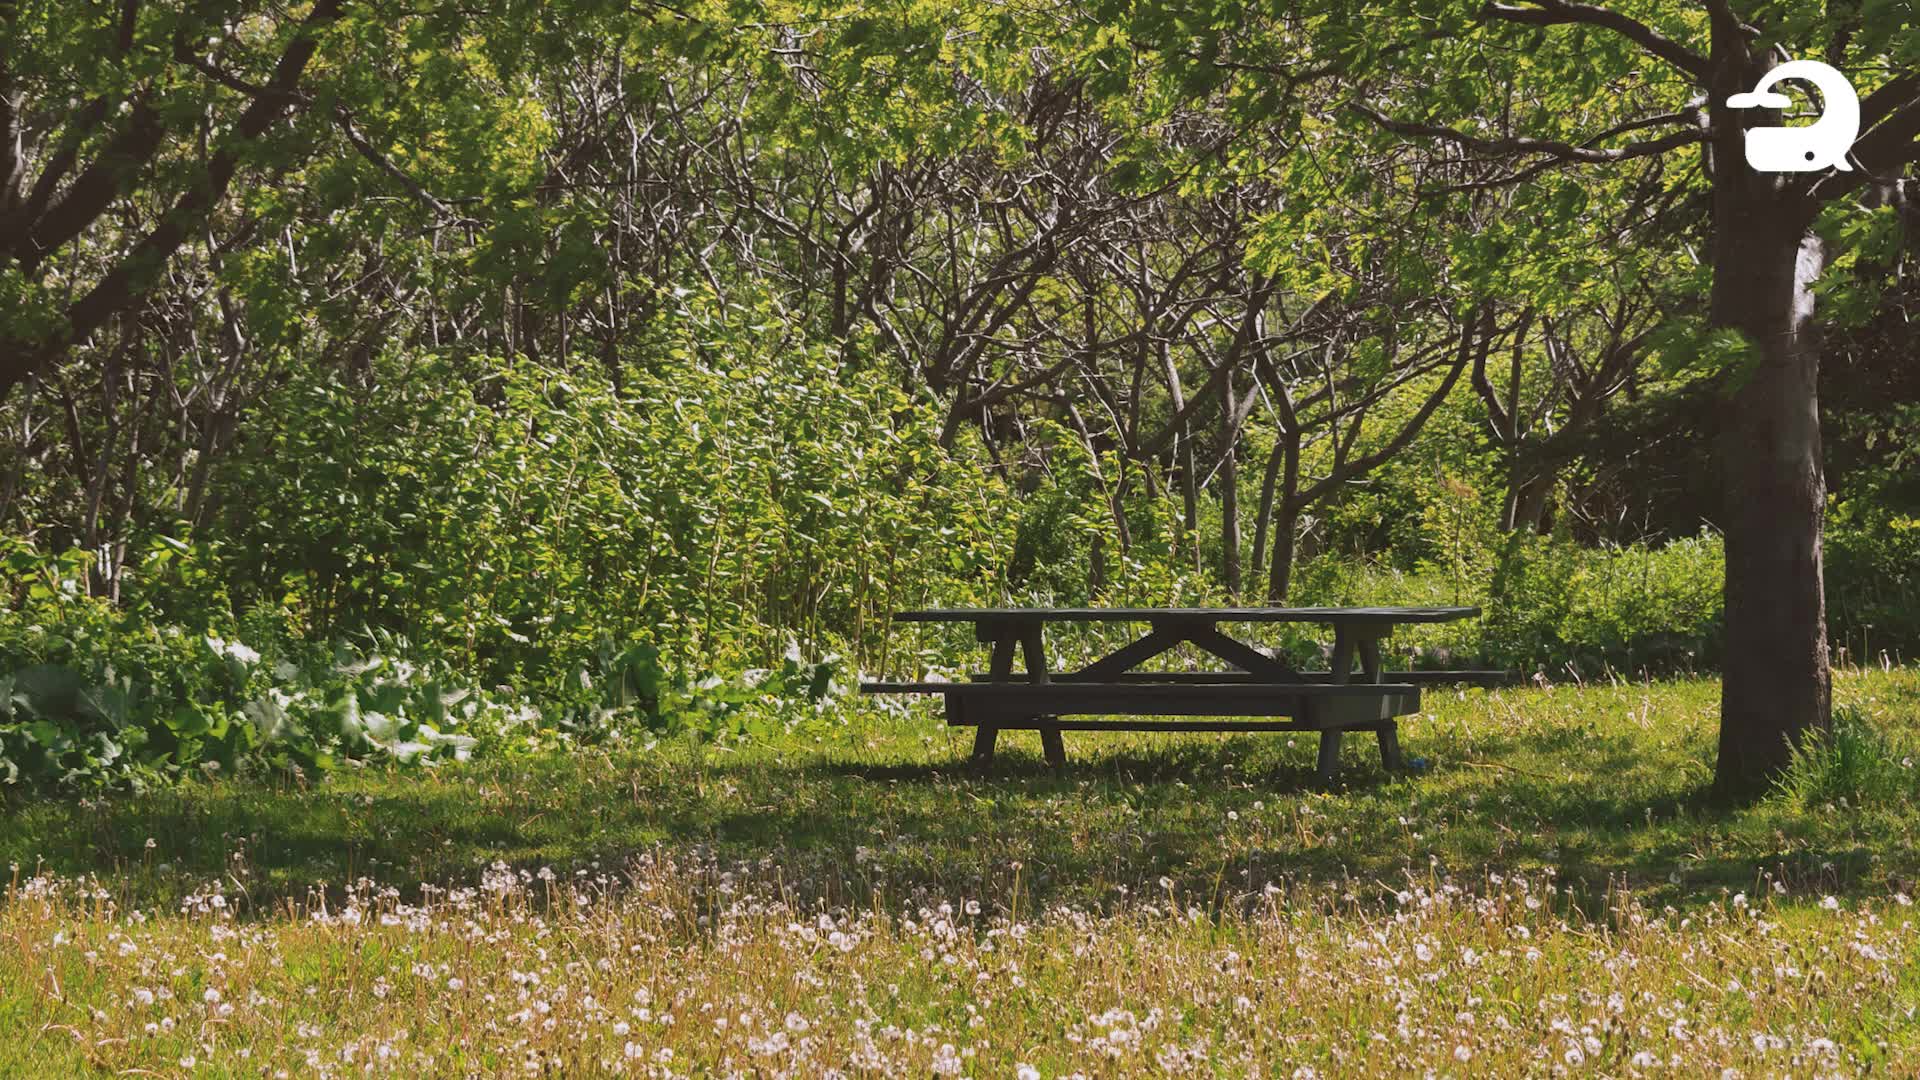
(9, 671, 1916, 916)
(2, 670, 1919, 1073)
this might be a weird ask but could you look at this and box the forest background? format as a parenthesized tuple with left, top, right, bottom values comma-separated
(2, 0, 1916, 790)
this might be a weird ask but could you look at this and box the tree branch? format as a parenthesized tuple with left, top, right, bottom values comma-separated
(1470, 310, 1513, 437)
(175, 46, 283, 102)
(1294, 307, 1486, 506)
(1482, 0, 1708, 82)
(1855, 91, 1920, 171)
(1813, 93, 1920, 201)
(333, 107, 474, 226)
(1861, 73, 1920, 129)
(1420, 108, 1702, 193)
(1135, 277, 1277, 460)
(0, 0, 19, 216)
(113, 0, 139, 54)
(0, 0, 346, 400)
(12, 99, 166, 273)
(1352, 103, 1705, 165)
(3, 0, 150, 262)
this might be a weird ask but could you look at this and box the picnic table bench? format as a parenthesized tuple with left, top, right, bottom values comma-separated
(861, 606, 1489, 782)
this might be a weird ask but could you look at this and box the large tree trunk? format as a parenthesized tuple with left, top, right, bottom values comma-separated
(1708, 189, 1831, 797)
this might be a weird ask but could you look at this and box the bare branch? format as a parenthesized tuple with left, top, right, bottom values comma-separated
(175, 48, 282, 101)
(1294, 306, 1487, 506)
(1812, 92, 1920, 201)
(12, 99, 166, 273)
(0, 0, 19, 216)
(1351, 102, 1705, 166)
(333, 107, 474, 226)
(1420, 108, 1702, 193)
(1854, 90, 1920, 171)
(1135, 277, 1277, 459)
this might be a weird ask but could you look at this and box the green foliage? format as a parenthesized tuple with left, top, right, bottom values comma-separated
(0, 557, 511, 790)
(1272, 532, 1725, 677)
(0, 540, 840, 791)
(1477, 532, 1725, 676)
(550, 638, 840, 743)
(1826, 461, 1920, 666)
(1003, 422, 1115, 604)
(209, 299, 1015, 686)
(1772, 705, 1917, 810)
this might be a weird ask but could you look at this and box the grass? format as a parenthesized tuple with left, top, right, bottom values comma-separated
(2, 666, 1919, 1075)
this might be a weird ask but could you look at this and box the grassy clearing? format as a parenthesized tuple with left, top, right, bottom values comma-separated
(2, 668, 1919, 1076)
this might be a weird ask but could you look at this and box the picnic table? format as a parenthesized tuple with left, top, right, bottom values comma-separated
(861, 606, 1486, 782)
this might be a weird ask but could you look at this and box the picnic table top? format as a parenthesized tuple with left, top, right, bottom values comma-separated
(894, 605, 1480, 625)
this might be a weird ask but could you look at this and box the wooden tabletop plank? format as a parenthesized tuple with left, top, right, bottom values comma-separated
(893, 606, 1479, 625)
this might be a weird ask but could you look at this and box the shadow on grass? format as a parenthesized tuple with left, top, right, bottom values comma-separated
(2, 714, 1915, 918)
(820, 746, 1398, 793)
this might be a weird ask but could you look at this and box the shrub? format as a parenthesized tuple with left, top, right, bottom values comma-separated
(0, 564, 525, 791)
(1771, 704, 1916, 809)
(1258, 532, 1725, 677)
(1, 544, 839, 792)
(206, 310, 1014, 686)
(1826, 502, 1920, 667)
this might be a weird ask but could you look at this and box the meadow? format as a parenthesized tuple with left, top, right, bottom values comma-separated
(7, 1, 1919, 1075)
(3, 666, 1918, 1077)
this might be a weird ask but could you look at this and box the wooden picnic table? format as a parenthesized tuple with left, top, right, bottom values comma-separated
(863, 606, 1484, 782)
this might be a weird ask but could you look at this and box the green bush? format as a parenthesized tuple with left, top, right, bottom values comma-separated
(1261, 532, 1724, 677)
(0, 551, 533, 791)
(1826, 501, 1920, 667)
(1771, 704, 1916, 809)
(1483, 531, 1724, 675)
(205, 302, 1015, 686)
(1, 542, 840, 792)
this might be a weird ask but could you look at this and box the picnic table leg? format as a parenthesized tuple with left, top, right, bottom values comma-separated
(970, 635, 1017, 768)
(1021, 626, 1065, 771)
(1375, 721, 1404, 772)
(1357, 636, 1382, 682)
(1357, 633, 1404, 771)
(1317, 626, 1356, 784)
(1315, 726, 1343, 782)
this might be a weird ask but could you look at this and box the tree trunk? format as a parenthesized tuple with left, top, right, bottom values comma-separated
(1220, 436, 1241, 599)
(1250, 435, 1285, 590)
(1515, 474, 1553, 535)
(1506, 465, 1553, 535)
(1265, 430, 1302, 602)
(1708, 191, 1831, 797)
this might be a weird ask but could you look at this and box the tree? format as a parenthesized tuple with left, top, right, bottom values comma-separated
(0, 0, 348, 399)
(1300, 0, 1916, 795)
(0, 0, 708, 567)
